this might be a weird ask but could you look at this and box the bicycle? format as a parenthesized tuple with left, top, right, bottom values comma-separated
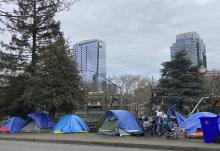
(163, 127, 188, 140)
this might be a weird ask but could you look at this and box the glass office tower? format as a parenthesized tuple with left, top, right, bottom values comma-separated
(73, 39, 106, 92)
(171, 32, 207, 70)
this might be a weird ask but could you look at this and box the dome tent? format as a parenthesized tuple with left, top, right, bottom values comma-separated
(98, 110, 144, 136)
(53, 114, 89, 133)
(3, 116, 26, 133)
(21, 112, 55, 132)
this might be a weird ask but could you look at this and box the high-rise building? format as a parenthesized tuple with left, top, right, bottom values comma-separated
(73, 39, 106, 92)
(171, 32, 207, 70)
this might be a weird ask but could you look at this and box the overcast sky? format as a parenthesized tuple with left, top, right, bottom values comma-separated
(56, 0, 220, 79)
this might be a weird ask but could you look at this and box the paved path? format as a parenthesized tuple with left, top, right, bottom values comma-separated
(0, 140, 168, 151)
(0, 133, 220, 151)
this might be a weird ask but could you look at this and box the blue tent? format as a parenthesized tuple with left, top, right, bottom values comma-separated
(53, 115, 89, 133)
(99, 110, 144, 136)
(175, 112, 218, 134)
(107, 110, 144, 132)
(4, 116, 26, 133)
(27, 112, 55, 129)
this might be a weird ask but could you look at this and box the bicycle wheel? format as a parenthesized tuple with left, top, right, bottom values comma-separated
(164, 132, 173, 139)
(177, 131, 188, 140)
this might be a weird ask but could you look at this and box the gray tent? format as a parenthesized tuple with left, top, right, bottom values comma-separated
(98, 118, 131, 136)
(21, 121, 50, 133)
(98, 119, 119, 136)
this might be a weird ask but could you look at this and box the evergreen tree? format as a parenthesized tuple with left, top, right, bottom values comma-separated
(2, 0, 67, 73)
(156, 50, 204, 112)
(21, 37, 84, 117)
(0, 48, 23, 116)
(0, 0, 78, 116)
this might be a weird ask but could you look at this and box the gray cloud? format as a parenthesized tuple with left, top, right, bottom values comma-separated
(56, 0, 220, 79)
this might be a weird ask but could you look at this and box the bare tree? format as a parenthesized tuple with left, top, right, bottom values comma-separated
(210, 74, 220, 98)
(102, 80, 118, 109)
(110, 74, 157, 115)
(204, 72, 220, 110)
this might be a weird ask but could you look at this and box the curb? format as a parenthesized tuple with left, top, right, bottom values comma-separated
(0, 137, 219, 151)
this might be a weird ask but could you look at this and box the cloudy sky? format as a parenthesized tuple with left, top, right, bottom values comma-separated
(56, 0, 220, 78)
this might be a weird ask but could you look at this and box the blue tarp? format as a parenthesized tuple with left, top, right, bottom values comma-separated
(175, 111, 186, 124)
(4, 116, 26, 133)
(53, 114, 89, 133)
(28, 112, 55, 129)
(175, 112, 218, 134)
(106, 110, 144, 132)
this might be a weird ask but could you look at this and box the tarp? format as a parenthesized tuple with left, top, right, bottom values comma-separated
(53, 114, 89, 133)
(3, 116, 26, 133)
(175, 111, 186, 124)
(175, 112, 218, 134)
(105, 110, 144, 133)
(27, 112, 55, 129)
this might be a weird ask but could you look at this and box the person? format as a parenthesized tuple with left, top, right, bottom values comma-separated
(143, 117, 154, 136)
(171, 116, 178, 131)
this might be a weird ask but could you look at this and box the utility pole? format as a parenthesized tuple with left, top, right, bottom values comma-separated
(83, 69, 123, 108)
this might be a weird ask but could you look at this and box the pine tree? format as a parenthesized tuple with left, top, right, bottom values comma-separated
(2, 0, 68, 73)
(21, 36, 84, 117)
(0, 49, 23, 116)
(156, 50, 204, 112)
(0, 0, 77, 116)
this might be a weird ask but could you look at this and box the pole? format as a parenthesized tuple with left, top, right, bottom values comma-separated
(81, 69, 123, 108)
(190, 97, 209, 115)
(120, 88, 123, 108)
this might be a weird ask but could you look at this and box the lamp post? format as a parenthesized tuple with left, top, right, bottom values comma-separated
(82, 69, 123, 108)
